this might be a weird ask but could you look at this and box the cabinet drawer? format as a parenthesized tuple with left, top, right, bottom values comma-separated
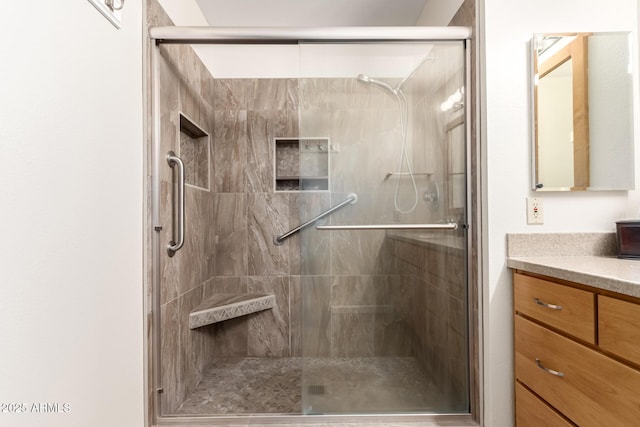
(514, 273, 595, 343)
(515, 315, 640, 426)
(515, 381, 573, 427)
(599, 295, 640, 366)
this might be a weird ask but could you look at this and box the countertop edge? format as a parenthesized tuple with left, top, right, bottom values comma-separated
(507, 256, 640, 299)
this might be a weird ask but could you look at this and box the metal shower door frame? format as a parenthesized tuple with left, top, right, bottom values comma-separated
(148, 26, 474, 426)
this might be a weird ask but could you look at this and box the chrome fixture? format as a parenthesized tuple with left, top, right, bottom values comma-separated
(105, 0, 124, 11)
(356, 74, 398, 95)
(273, 193, 358, 246)
(384, 172, 432, 180)
(356, 72, 418, 213)
(167, 151, 185, 257)
(316, 223, 457, 231)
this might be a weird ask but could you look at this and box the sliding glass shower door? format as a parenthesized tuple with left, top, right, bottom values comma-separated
(296, 41, 469, 414)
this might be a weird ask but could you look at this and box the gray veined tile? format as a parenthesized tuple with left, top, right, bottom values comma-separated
(248, 193, 290, 276)
(248, 78, 299, 111)
(246, 110, 299, 193)
(247, 276, 290, 357)
(214, 78, 248, 110)
(213, 110, 247, 193)
(212, 193, 248, 276)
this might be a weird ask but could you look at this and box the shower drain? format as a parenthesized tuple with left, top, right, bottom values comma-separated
(307, 385, 326, 395)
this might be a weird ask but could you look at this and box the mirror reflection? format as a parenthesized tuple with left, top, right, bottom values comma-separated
(532, 32, 635, 191)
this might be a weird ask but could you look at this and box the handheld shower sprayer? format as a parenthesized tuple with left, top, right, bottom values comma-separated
(355, 73, 419, 214)
(356, 74, 398, 95)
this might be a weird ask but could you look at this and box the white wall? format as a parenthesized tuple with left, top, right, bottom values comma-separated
(416, 0, 464, 25)
(481, 0, 639, 425)
(0, 2, 144, 427)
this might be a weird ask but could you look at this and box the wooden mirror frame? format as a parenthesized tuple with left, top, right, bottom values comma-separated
(534, 33, 591, 190)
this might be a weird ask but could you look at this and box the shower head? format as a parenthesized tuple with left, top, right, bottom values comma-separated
(356, 73, 398, 95)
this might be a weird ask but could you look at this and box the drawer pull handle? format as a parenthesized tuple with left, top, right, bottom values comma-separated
(534, 298, 563, 310)
(536, 358, 565, 377)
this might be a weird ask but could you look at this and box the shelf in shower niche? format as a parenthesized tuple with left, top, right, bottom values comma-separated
(189, 293, 275, 329)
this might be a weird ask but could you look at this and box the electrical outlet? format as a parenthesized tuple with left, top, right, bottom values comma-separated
(527, 197, 544, 224)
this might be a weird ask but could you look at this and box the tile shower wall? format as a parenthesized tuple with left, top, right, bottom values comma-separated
(391, 236, 468, 411)
(210, 78, 413, 360)
(149, 0, 470, 412)
(148, 0, 217, 414)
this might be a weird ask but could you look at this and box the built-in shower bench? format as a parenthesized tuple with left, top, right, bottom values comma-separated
(189, 293, 275, 329)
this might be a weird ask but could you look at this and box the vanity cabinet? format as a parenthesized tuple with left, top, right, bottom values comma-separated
(513, 271, 640, 426)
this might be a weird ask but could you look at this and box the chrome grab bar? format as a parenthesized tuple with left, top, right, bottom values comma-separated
(273, 193, 358, 246)
(316, 223, 458, 231)
(167, 151, 185, 257)
(384, 172, 432, 180)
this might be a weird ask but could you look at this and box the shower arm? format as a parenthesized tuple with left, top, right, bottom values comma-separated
(273, 193, 358, 246)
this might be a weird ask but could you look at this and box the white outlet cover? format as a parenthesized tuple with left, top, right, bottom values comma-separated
(88, 0, 122, 29)
(527, 197, 544, 225)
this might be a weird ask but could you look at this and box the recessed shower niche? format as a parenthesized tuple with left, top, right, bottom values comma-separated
(179, 113, 210, 191)
(274, 137, 329, 191)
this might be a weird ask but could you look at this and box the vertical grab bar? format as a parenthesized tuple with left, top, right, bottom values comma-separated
(167, 151, 185, 257)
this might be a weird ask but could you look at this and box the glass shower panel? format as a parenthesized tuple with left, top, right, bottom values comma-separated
(297, 41, 469, 415)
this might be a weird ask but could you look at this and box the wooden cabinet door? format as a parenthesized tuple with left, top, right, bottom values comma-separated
(514, 273, 595, 343)
(515, 381, 573, 427)
(515, 315, 640, 426)
(599, 295, 640, 366)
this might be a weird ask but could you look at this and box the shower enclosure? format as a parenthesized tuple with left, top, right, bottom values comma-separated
(147, 4, 473, 424)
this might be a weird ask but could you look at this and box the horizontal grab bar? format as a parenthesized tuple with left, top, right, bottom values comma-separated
(316, 223, 458, 231)
(384, 172, 433, 180)
(273, 193, 358, 246)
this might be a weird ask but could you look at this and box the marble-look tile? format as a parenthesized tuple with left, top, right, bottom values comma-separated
(374, 275, 415, 358)
(173, 357, 448, 417)
(374, 311, 415, 357)
(331, 311, 374, 357)
(328, 110, 375, 195)
(175, 186, 208, 296)
(247, 276, 290, 357)
(146, 0, 172, 27)
(160, 298, 181, 413)
(247, 78, 299, 111)
(213, 110, 247, 193)
(248, 193, 290, 276)
(212, 316, 249, 358)
(330, 229, 386, 275)
(212, 193, 248, 276)
(207, 278, 249, 358)
(328, 192, 387, 276)
(289, 276, 302, 356)
(331, 275, 379, 306)
(214, 79, 248, 111)
(160, 181, 179, 305)
(177, 285, 206, 406)
(300, 276, 332, 357)
(157, 56, 180, 184)
(298, 108, 332, 139)
(447, 294, 467, 336)
(288, 192, 331, 276)
(246, 110, 299, 193)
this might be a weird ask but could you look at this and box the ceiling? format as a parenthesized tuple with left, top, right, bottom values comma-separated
(194, 0, 434, 27)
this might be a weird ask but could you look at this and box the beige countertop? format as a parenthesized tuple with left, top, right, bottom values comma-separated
(507, 255, 640, 298)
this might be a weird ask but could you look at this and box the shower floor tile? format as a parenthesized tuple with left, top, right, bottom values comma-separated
(175, 357, 443, 415)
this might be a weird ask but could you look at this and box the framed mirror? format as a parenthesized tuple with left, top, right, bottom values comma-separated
(531, 32, 635, 191)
